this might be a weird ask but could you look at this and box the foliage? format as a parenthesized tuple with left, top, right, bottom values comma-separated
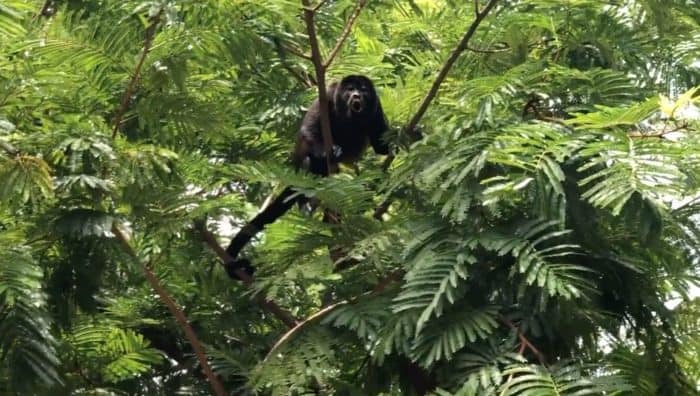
(1, 0, 699, 394)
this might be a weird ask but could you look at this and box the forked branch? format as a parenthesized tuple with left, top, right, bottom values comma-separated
(324, 0, 368, 69)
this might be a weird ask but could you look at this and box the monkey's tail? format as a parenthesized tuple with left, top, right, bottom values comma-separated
(224, 187, 300, 279)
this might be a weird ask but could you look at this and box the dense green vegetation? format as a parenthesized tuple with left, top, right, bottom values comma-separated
(1, 0, 700, 394)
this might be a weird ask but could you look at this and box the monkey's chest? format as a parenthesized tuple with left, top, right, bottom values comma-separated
(330, 126, 369, 162)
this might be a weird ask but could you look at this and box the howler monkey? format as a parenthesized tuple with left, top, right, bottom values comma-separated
(225, 75, 389, 279)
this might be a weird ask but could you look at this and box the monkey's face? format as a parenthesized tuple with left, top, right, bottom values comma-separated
(335, 75, 377, 118)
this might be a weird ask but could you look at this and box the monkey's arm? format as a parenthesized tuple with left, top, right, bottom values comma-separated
(224, 187, 300, 279)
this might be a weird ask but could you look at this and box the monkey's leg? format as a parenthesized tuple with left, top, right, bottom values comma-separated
(225, 187, 299, 280)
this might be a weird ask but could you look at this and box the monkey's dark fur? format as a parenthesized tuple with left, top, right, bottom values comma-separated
(225, 75, 389, 279)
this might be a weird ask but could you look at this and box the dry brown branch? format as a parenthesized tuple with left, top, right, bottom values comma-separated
(199, 228, 300, 328)
(112, 225, 227, 396)
(111, 9, 163, 139)
(501, 317, 546, 365)
(324, 0, 368, 69)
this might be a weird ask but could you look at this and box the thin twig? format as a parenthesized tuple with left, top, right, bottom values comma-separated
(273, 41, 315, 88)
(628, 122, 688, 139)
(199, 228, 300, 328)
(111, 9, 163, 139)
(283, 44, 313, 60)
(404, 0, 499, 135)
(112, 225, 227, 396)
(311, 0, 329, 13)
(263, 269, 404, 361)
(264, 301, 344, 362)
(323, 0, 368, 69)
(374, 0, 500, 219)
(466, 44, 509, 53)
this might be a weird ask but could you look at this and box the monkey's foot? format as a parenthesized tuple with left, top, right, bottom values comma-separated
(224, 258, 256, 281)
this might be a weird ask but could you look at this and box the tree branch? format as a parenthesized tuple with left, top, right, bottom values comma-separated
(273, 40, 315, 88)
(500, 317, 546, 365)
(404, 0, 499, 135)
(466, 43, 509, 53)
(302, 0, 335, 173)
(264, 269, 404, 361)
(323, 0, 368, 69)
(283, 44, 313, 60)
(374, 0, 500, 218)
(199, 227, 300, 328)
(111, 9, 163, 139)
(310, 0, 329, 13)
(112, 225, 227, 396)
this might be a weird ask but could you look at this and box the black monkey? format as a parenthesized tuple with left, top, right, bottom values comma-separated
(225, 75, 390, 279)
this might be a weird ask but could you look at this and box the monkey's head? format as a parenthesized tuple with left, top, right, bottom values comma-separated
(334, 75, 379, 118)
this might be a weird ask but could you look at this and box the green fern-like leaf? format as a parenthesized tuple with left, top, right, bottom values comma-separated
(578, 135, 686, 214)
(0, 247, 62, 389)
(393, 248, 475, 332)
(499, 361, 631, 395)
(71, 325, 163, 382)
(410, 307, 499, 367)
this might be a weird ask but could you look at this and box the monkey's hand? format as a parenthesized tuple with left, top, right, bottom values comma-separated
(331, 144, 343, 160)
(224, 258, 256, 281)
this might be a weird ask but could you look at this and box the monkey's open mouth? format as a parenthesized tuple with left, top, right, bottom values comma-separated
(350, 100, 364, 113)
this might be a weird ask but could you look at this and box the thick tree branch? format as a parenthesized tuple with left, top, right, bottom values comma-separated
(199, 228, 300, 328)
(112, 225, 227, 396)
(111, 9, 162, 139)
(323, 0, 368, 69)
(302, 0, 335, 173)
